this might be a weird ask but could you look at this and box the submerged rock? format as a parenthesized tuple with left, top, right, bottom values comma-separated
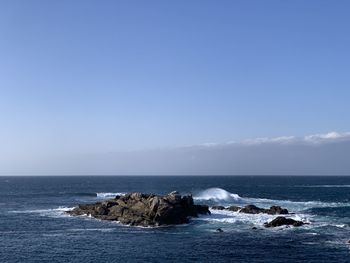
(67, 191, 210, 227)
(264, 216, 305, 228)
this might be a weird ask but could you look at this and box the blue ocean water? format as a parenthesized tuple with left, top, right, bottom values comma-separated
(1, 176, 350, 263)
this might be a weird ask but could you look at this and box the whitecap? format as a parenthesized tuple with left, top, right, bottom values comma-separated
(296, 185, 350, 188)
(9, 206, 74, 218)
(96, 192, 125, 198)
(68, 228, 115, 232)
(305, 232, 319, 236)
(42, 233, 64, 237)
(334, 224, 348, 228)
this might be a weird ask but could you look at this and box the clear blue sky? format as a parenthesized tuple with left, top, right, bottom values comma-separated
(1, 0, 350, 160)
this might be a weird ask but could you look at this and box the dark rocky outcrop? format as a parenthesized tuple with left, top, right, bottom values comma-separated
(266, 206, 289, 215)
(211, 205, 225, 210)
(239, 205, 265, 214)
(226, 205, 241, 212)
(211, 205, 288, 215)
(240, 205, 289, 215)
(264, 216, 305, 228)
(67, 191, 210, 227)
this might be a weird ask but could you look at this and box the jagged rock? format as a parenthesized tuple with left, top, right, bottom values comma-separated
(211, 206, 226, 210)
(216, 228, 224, 232)
(239, 205, 288, 215)
(227, 206, 241, 212)
(240, 205, 264, 214)
(67, 192, 210, 227)
(211, 205, 288, 214)
(266, 206, 288, 215)
(264, 216, 305, 228)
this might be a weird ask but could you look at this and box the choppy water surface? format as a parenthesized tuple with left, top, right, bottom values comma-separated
(1, 176, 350, 262)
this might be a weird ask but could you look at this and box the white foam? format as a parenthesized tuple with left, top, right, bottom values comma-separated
(198, 209, 311, 227)
(194, 188, 241, 201)
(204, 209, 275, 225)
(96, 192, 125, 198)
(9, 206, 74, 217)
(244, 196, 350, 212)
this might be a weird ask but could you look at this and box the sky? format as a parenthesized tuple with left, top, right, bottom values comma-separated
(0, 1, 350, 175)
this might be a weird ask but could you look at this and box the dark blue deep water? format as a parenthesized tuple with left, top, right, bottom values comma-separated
(1, 176, 350, 262)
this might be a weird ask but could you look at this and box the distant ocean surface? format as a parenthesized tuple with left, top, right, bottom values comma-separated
(1, 176, 350, 262)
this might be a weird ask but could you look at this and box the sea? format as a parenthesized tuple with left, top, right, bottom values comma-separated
(1, 176, 350, 263)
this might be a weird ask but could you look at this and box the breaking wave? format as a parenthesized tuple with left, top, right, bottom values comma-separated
(194, 188, 241, 201)
(194, 188, 350, 212)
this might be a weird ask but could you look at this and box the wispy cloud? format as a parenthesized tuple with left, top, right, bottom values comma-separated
(240, 136, 297, 145)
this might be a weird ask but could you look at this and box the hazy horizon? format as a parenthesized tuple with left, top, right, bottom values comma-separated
(1, 131, 350, 176)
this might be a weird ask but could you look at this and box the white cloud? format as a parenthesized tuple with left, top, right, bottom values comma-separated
(197, 131, 350, 148)
(304, 131, 350, 144)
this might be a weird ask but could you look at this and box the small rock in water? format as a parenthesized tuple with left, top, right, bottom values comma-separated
(226, 206, 241, 212)
(264, 216, 305, 228)
(252, 227, 257, 230)
(239, 205, 288, 215)
(239, 205, 264, 214)
(216, 228, 224, 233)
(211, 204, 288, 214)
(267, 206, 288, 215)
